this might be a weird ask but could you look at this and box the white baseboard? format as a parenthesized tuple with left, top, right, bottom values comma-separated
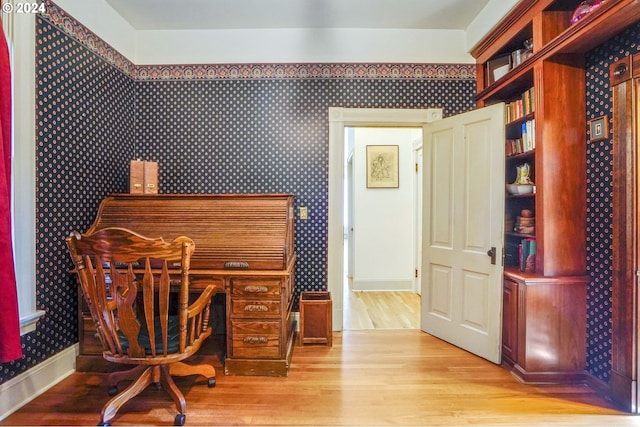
(0, 344, 78, 421)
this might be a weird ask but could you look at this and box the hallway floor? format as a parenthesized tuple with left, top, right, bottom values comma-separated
(343, 287, 420, 330)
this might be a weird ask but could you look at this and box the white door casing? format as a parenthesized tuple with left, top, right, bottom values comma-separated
(414, 140, 423, 295)
(421, 103, 505, 363)
(347, 151, 354, 279)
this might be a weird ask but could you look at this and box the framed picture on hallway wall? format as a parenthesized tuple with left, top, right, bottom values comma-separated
(366, 145, 399, 188)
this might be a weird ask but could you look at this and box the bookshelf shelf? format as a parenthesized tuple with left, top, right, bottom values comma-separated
(506, 149, 535, 160)
(506, 194, 535, 201)
(506, 112, 535, 128)
(505, 231, 535, 238)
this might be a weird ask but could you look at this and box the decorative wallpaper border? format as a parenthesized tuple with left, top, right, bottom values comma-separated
(43, 0, 136, 77)
(44, 0, 476, 81)
(134, 63, 476, 81)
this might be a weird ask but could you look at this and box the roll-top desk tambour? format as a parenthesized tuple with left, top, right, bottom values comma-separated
(74, 193, 296, 377)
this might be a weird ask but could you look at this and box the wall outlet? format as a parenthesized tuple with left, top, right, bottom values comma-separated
(300, 207, 308, 220)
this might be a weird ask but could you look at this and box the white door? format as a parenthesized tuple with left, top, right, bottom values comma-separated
(421, 103, 505, 363)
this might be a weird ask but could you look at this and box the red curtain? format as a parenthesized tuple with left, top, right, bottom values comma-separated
(0, 21, 22, 363)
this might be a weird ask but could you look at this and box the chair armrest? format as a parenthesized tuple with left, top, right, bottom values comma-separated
(187, 285, 215, 318)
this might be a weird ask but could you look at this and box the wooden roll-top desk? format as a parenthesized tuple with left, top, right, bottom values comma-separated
(74, 193, 296, 377)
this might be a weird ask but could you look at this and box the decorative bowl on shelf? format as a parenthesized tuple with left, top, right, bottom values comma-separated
(506, 183, 535, 195)
(571, 0, 607, 25)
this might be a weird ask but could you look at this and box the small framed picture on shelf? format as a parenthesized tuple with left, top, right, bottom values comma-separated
(485, 54, 511, 86)
(589, 115, 609, 142)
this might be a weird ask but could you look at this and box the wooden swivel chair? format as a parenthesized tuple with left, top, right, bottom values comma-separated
(66, 227, 217, 426)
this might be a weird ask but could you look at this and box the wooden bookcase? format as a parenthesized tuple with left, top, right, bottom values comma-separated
(609, 53, 640, 411)
(471, 0, 640, 383)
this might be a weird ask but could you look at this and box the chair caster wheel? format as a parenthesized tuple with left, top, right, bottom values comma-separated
(98, 421, 111, 426)
(174, 413, 186, 426)
(208, 377, 216, 388)
(107, 386, 118, 396)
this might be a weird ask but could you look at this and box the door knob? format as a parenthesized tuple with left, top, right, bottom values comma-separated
(487, 247, 496, 265)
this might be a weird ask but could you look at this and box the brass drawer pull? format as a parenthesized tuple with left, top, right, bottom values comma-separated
(244, 285, 269, 293)
(244, 304, 269, 312)
(225, 261, 249, 269)
(243, 336, 268, 344)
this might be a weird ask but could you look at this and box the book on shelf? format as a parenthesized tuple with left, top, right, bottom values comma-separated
(505, 119, 535, 156)
(505, 138, 522, 156)
(521, 119, 536, 151)
(519, 238, 536, 273)
(505, 240, 519, 267)
(504, 87, 535, 123)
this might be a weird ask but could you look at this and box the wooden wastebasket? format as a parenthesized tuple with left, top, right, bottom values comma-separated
(299, 291, 332, 346)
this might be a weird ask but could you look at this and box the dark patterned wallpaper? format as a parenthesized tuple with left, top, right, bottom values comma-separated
(135, 78, 476, 296)
(584, 21, 640, 383)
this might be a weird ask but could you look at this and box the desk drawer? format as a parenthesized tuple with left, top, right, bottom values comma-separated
(230, 278, 282, 298)
(231, 320, 281, 359)
(190, 276, 224, 291)
(230, 299, 281, 317)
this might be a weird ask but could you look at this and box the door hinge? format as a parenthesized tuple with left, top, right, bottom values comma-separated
(415, 163, 419, 173)
(415, 269, 419, 278)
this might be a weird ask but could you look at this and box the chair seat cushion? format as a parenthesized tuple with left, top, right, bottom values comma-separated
(119, 315, 180, 354)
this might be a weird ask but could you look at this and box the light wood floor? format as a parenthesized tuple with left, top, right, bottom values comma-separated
(343, 289, 420, 330)
(0, 329, 632, 426)
(342, 238, 420, 330)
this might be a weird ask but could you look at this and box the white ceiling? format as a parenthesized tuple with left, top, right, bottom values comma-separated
(103, 0, 492, 31)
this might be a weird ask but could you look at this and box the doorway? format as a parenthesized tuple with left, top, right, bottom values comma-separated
(327, 107, 443, 331)
(342, 126, 423, 329)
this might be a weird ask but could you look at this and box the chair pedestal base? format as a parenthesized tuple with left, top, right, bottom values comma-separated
(101, 361, 216, 426)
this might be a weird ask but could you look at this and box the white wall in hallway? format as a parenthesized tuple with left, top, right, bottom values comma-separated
(352, 127, 422, 291)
